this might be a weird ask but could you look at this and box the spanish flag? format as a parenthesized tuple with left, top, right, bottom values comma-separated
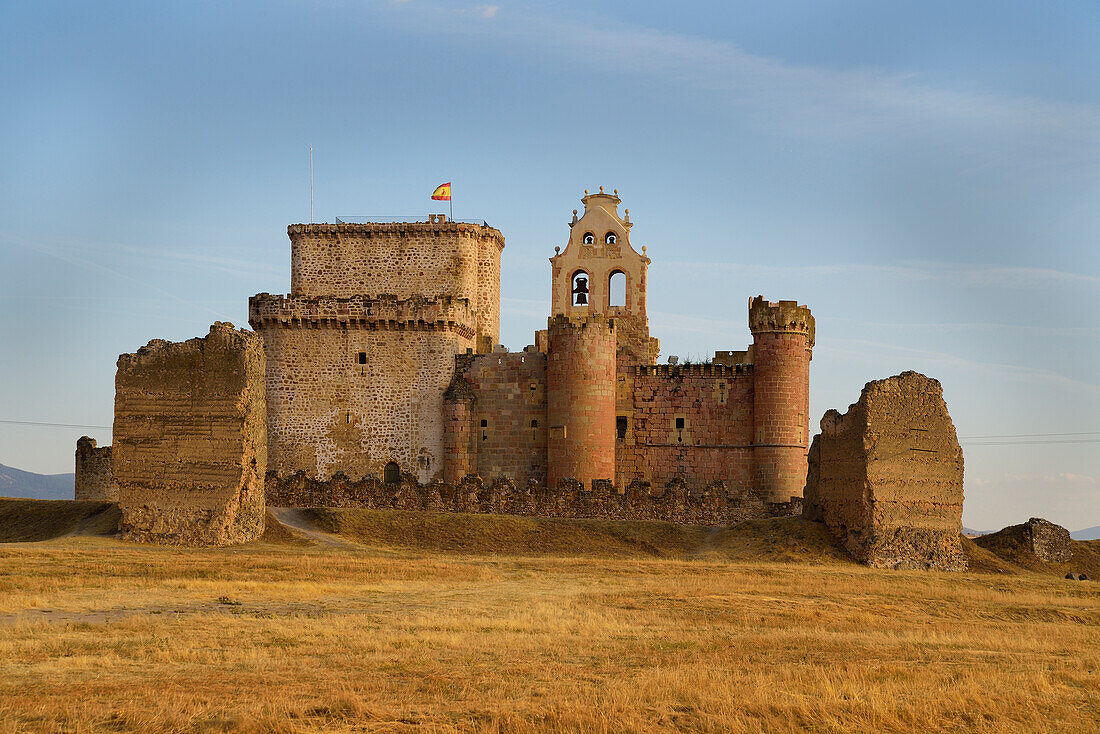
(431, 182, 452, 201)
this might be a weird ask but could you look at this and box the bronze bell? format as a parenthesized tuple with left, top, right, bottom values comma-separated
(572, 276, 589, 305)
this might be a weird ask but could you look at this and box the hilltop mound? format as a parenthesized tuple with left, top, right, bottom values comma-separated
(0, 498, 120, 542)
(295, 507, 851, 561)
(0, 499, 303, 546)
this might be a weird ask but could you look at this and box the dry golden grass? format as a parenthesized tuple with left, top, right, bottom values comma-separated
(0, 506, 1096, 733)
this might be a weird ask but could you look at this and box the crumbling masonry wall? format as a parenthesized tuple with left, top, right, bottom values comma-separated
(74, 436, 118, 501)
(113, 323, 267, 546)
(804, 371, 965, 570)
(266, 472, 798, 526)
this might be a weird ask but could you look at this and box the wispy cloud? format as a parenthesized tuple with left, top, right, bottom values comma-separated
(1, 232, 283, 279)
(660, 260, 1100, 289)
(818, 337, 1100, 398)
(377, 1, 1100, 149)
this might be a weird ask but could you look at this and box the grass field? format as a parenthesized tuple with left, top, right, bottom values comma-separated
(0, 500, 1097, 733)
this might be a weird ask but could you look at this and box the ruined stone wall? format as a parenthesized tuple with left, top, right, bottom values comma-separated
(113, 323, 266, 546)
(252, 315, 473, 482)
(288, 222, 504, 347)
(976, 517, 1074, 562)
(74, 436, 117, 501)
(457, 350, 548, 485)
(266, 472, 798, 526)
(618, 363, 755, 494)
(547, 315, 616, 488)
(804, 371, 965, 570)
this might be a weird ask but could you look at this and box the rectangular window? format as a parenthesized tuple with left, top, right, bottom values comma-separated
(616, 416, 628, 440)
(481, 419, 488, 427)
(357, 352, 367, 364)
(530, 419, 538, 428)
(675, 417, 685, 430)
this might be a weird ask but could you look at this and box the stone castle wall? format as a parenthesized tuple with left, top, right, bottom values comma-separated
(617, 363, 755, 493)
(288, 222, 503, 347)
(804, 371, 965, 570)
(251, 313, 473, 482)
(459, 351, 548, 485)
(74, 436, 117, 501)
(266, 471, 799, 526)
(113, 323, 267, 546)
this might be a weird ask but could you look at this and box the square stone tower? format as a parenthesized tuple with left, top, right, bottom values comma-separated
(250, 216, 505, 481)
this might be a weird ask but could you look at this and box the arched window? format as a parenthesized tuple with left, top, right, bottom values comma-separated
(384, 461, 400, 484)
(582, 232, 595, 244)
(605, 232, 617, 244)
(608, 270, 626, 307)
(571, 271, 590, 306)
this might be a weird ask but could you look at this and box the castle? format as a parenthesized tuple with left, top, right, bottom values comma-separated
(73, 188, 966, 568)
(247, 188, 814, 508)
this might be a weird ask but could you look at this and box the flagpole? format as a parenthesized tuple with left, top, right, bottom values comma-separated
(449, 182, 453, 221)
(309, 146, 314, 223)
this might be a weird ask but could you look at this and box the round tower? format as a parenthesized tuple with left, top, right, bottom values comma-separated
(442, 375, 476, 485)
(546, 314, 616, 489)
(749, 296, 815, 503)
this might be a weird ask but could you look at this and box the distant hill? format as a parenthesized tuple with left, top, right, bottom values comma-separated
(1071, 526, 1100, 541)
(0, 462, 74, 500)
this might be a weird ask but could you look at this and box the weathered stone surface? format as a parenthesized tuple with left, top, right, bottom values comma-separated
(804, 371, 966, 570)
(266, 472, 799, 526)
(982, 517, 1074, 563)
(243, 194, 816, 523)
(114, 322, 267, 546)
(74, 436, 117, 501)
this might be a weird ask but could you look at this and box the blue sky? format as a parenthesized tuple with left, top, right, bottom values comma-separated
(1, 1, 1097, 530)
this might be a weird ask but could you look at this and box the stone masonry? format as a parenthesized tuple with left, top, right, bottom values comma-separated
(99, 191, 824, 538)
(804, 371, 966, 570)
(976, 517, 1074, 563)
(266, 471, 798, 526)
(113, 322, 267, 546)
(74, 436, 118, 501)
(251, 221, 503, 483)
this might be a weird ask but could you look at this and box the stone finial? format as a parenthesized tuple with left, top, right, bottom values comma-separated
(613, 189, 618, 195)
(555, 246, 560, 254)
(584, 189, 589, 195)
(599, 186, 604, 193)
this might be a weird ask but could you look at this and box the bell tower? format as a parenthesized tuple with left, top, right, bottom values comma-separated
(548, 188, 658, 367)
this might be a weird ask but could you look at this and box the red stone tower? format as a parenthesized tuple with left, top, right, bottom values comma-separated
(546, 314, 617, 489)
(749, 296, 815, 503)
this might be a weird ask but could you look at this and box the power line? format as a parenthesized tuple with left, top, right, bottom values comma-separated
(960, 431, 1100, 439)
(0, 419, 111, 430)
(962, 438, 1100, 446)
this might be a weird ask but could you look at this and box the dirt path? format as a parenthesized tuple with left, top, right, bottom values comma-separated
(267, 507, 360, 548)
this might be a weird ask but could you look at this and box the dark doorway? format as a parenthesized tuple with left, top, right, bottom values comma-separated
(384, 462, 400, 484)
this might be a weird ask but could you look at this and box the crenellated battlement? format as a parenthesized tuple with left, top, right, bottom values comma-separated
(547, 312, 617, 333)
(249, 293, 477, 338)
(634, 363, 753, 378)
(288, 220, 504, 249)
(748, 296, 815, 347)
